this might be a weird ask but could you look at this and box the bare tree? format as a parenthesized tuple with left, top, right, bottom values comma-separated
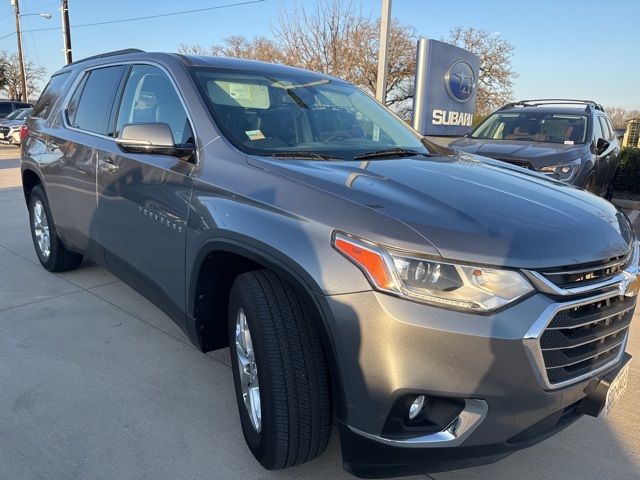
(178, 4, 518, 121)
(0, 51, 46, 101)
(606, 106, 640, 129)
(443, 27, 518, 117)
(272, 1, 371, 81)
(179, 1, 418, 118)
(350, 17, 417, 114)
(179, 36, 284, 64)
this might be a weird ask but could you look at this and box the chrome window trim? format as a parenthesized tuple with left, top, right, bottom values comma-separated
(348, 399, 488, 448)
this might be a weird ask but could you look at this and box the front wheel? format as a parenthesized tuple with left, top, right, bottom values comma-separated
(583, 173, 597, 194)
(228, 270, 332, 470)
(28, 185, 83, 272)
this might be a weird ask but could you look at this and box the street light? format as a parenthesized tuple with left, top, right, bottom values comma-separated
(11, 0, 51, 102)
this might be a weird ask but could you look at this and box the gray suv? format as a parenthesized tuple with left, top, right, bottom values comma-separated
(448, 99, 621, 199)
(20, 50, 637, 477)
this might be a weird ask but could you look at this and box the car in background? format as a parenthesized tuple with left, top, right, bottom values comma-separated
(448, 99, 621, 199)
(0, 107, 33, 146)
(0, 100, 33, 119)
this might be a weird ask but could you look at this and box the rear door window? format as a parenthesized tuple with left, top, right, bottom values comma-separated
(67, 65, 126, 135)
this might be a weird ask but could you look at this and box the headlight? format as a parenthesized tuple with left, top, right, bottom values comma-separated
(333, 232, 533, 312)
(539, 159, 581, 182)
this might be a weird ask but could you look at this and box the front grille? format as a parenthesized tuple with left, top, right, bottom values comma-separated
(540, 293, 634, 385)
(524, 241, 638, 389)
(0, 127, 9, 135)
(496, 157, 535, 170)
(539, 255, 629, 289)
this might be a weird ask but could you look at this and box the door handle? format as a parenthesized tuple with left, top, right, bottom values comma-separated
(99, 157, 118, 173)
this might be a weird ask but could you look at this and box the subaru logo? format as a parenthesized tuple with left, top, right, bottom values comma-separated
(445, 61, 475, 103)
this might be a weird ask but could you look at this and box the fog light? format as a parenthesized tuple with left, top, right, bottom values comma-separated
(408, 395, 426, 421)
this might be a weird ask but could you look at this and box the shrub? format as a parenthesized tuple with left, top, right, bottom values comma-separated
(614, 147, 640, 194)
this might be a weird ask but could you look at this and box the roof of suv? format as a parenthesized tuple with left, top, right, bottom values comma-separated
(61, 48, 339, 81)
(496, 99, 604, 115)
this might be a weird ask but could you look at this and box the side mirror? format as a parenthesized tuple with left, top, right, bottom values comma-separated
(595, 137, 610, 155)
(117, 122, 195, 163)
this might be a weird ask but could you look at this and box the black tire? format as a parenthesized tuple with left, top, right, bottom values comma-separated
(228, 270, 331, 470)
(604, 168, 619, 202)
(583, 173, 597, 194)
(28, 185, 83, 272)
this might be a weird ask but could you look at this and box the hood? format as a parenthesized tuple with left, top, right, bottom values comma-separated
(247, 153, 633, 269)
(0, 120, 24, 128)
(448, 137, 590, 168)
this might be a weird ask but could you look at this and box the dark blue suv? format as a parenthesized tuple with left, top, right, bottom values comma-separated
(448, 99, 621, 199)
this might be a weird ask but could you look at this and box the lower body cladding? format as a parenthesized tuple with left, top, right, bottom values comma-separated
(319, 287, 635, 478)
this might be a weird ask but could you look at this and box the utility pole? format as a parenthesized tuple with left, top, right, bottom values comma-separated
(11, 0, 29, 102)
(375, 0, 392, 104)
(61, 0, 72, 64)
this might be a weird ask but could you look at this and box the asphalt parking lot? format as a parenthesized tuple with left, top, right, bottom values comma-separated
(1, 145, 639, 479)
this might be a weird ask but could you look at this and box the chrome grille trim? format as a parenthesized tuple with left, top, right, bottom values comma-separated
(523, 270, 631, 297)
(524, 290, 635, 390)
(541, 256, 628, 277)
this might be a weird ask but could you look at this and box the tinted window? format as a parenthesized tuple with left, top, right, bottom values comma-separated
(32, 72, 71, 119)
(472, 112, 587, 144)
(69, 66, 125, 135)
(599, 116, 613, 141)
(115, 65, 192, 144)
(593, 115, 604, 141)
(0, 103, 12, 114)
(189, 66, 426, 159)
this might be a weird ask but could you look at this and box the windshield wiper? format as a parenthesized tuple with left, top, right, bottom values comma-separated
(353, 148, 430, 160)
(260, 151, 345, 161)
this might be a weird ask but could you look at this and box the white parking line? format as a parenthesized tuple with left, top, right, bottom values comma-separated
(628, 210, 640, 223)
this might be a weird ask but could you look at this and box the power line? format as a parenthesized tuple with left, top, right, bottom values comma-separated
(0, 0, 265, 39)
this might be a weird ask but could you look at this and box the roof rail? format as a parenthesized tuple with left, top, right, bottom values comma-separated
(66, 48, 146, 67)
(501, 99, 604, 112)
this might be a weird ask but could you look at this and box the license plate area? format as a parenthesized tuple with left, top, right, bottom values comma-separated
(601, 361, 630, 417)
(577, 353, 632, 418)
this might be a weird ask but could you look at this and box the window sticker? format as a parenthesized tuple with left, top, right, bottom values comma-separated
(245, 129, 266, 140)
(229, 83, 252, 100)
(208, 81, 270, 109)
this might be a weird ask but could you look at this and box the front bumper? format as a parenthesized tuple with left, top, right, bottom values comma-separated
(320, 283, 636, 477)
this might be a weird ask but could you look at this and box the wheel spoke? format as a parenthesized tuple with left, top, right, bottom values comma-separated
(235, 308, 261, 432)
(32, 201, 51, 258)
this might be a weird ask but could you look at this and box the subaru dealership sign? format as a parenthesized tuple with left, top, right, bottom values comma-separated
(412, 39, 480, 136)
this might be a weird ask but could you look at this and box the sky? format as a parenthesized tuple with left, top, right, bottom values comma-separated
(1, 0, 639, 110)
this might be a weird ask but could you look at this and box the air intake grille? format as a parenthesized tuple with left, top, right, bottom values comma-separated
(540, 294, 634, 385)
(539, 255, 628, 290)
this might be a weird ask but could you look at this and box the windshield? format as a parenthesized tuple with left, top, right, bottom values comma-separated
(4, 109, 22, 120)
(14, 108, 32, 120)
(190, 66, 429, 160)
(471, 111, 588, 144)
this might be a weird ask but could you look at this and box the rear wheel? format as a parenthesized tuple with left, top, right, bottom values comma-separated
(228, 270, 331, 469)
(28, 185, 83, 272)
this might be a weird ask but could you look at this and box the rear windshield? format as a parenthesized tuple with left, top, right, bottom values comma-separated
(189, 66, 428, 160)
(471, 112, 588, 144)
